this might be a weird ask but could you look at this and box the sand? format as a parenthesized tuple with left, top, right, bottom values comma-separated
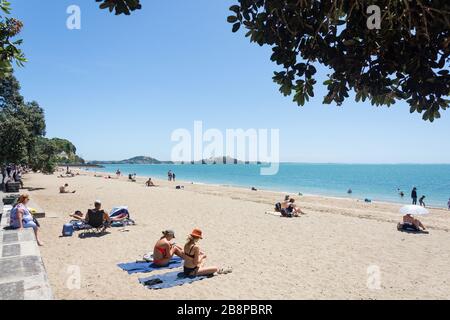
(20, 170, 450, 300)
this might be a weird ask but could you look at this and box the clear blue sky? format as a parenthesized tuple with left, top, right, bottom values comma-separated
(11, 0, 450, 163)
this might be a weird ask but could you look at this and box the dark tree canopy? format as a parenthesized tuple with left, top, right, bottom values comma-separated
(3, 0, 449, 121)
(227, 0, 450, 121)
(96, 0, 142, 15)
(0, 75, 84, 172)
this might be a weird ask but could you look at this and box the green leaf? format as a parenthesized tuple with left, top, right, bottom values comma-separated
(227, 16, 238, 23)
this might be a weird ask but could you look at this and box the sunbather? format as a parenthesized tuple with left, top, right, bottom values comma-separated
(10, 194, 44, 246)
(69, 210, 84, 220)
(145, 178, 157, 187)
(288, 199, 306, 216)
(84, 200, 111, 231)
(397, 214, 427, 232)
(274, 195, 290, 212)
(152, 230, 184, 267)
(60, 183, 76, 194)
(183, 229, 232, 276)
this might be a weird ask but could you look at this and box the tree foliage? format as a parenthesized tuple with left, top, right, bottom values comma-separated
(0, 75, 83, 172)
(227, 0, 450, 121)
(0, 0, 26, 79)
(96, 0, 141, 15)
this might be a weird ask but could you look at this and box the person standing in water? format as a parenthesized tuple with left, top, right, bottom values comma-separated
(411, 187, 418, 205)
(419, 196, 426, 207)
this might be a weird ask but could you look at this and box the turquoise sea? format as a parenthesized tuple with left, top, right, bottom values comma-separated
(92, 163, 450, 208)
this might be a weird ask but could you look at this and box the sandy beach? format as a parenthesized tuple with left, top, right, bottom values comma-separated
(21, 170, 450, 300)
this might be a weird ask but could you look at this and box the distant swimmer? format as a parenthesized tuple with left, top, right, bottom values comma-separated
(347, 189, 353, 194)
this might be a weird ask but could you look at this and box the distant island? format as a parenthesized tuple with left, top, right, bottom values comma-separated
(88, 156, 174, 165)
(87, 155, 264, 165)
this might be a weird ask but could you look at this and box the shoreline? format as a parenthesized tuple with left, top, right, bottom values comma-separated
(78, 166, 450, 211)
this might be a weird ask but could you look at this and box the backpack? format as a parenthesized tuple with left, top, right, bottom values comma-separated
(62, 223, 74, 237)
(274, 202, 282, 212)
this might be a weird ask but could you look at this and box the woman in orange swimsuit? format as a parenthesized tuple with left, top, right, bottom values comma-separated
(153, 230, 184, 267)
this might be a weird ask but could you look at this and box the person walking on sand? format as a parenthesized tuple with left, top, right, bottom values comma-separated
(172, 173, 176, 182)
(419, 195, 426, 207)
(183, 229, 232, 277)
(411, 187, 418, 205)
(152, 230, 184, 267)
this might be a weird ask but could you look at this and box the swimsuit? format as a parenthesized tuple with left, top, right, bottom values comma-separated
(153, 246, 169, 265)
(183, 246, 199, 276)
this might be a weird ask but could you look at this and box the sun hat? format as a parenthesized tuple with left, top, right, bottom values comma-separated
(190, 228, 203, 239)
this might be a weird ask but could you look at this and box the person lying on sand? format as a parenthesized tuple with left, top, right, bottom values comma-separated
(183, 228, 232, 276)
(145, 178, 157, 187)
(60, 183, 76, 194)
(152, 230, 184, 267)
(69, 210, 84, 220)
(397, 214, 428, 233)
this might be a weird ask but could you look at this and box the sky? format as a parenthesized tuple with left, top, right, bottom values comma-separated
(10, 0, 450, 163)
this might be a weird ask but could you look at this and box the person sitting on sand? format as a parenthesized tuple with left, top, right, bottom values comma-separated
(152, 230, 184, 267)
(275, 195, 290, 212)
(397, 214, 427, 233)
(84, 200, 111, 231)
(145, 178, 157, 187)
(288, 199, 306, 216)
(60, 183, 76, 194)
(10, 194, 44, 246)
(183, 228, 232, 277)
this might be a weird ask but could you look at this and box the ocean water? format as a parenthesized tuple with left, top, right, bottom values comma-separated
(92, 163, 450, 208)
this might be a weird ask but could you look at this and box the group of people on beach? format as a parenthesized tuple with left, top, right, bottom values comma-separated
(1, 164, 24, 189)
(168, 170, 176, 182)
(152, 229, 232, 277)
(410, 187, 426, 207)
(274, 195, 306, 217)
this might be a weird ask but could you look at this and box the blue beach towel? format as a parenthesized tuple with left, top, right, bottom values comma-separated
(118, 256, 183, 274)
(139, 271, 210, 290)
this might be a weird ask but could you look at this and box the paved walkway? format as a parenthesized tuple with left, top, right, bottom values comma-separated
(0, 191, 53, 300)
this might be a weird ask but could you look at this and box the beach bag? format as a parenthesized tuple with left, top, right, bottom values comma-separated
(274, 202, 282, 212)
(62, 223, 74, 237)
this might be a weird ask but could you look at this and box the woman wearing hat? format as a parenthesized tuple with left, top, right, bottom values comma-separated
(153, 230, 184, 267)
(183, 228, 232, 277)
(10, 194, 44, 246)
